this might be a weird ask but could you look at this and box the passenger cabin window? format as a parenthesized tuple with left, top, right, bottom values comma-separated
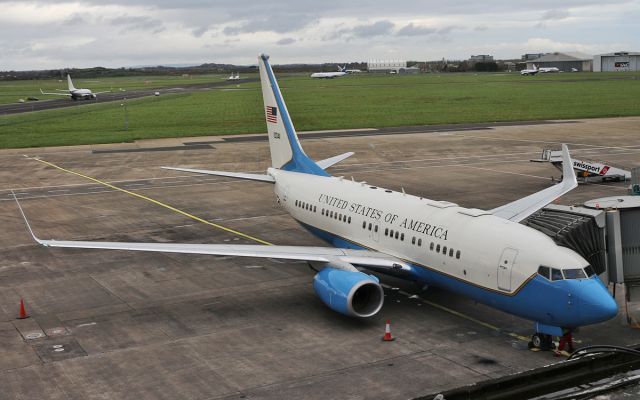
(395, 231, 399, 239)
(436, 244, 441, 252)
(537, 266, 551, 280)
(385, 228, 389, 236)
(551, 268, 563, 281)
(563, 268, 587, 279)
(449, 248, 454, 257)
(455, 250, 461, 259)
(411, 237, 416, 245)
(348, 216, 351, 224)
(400, 233, 404, 241)
(374, 225, 378, 232)
(362, 221, 366, 229)
(442, 246, 447, 255)
(418, 238, 422, 247)
(430, 242, 434, 251)
(368, 223, 372, 231)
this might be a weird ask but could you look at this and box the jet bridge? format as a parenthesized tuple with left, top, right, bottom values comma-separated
(524, 204, 607, 275)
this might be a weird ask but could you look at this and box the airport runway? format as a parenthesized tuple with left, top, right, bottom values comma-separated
(0, 78, 257, 115)
(0, 117, 639, 399)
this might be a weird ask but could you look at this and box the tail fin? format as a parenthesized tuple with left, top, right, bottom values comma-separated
(339, 65, 346, 72)
(67, 74, 76, 91)
(258, 54, 327, 176)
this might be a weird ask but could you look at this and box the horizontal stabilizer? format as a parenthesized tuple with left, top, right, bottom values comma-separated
(316, 152, 354, 170)
(490, 144, 577, 222)
(161, 166, 275, 183)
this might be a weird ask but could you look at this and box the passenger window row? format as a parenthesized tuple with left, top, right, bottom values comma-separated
(362, 221, 379, 232)
(323, 208, 351, 224)
(295, 200, 316, 213)
(383, 227, 403, 241)
(429, 241, 461, 260)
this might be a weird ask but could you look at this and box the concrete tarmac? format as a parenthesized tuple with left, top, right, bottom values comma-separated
(0, 117, 639, 399)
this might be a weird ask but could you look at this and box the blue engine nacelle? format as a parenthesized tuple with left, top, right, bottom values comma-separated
(313, 267, 384, 317)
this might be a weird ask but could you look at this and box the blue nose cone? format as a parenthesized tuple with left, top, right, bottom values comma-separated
(577, 278, 618, 325)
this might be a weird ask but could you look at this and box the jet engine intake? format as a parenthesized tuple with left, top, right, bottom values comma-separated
(313, 266, 384, 318)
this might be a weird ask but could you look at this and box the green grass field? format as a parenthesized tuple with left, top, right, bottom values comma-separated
(1, 71, 639, 149)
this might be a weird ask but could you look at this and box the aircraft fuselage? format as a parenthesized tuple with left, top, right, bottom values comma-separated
(271, 168, 617, 333)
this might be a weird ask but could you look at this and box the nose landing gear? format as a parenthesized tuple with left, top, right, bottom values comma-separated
(529, 333, 554, 351)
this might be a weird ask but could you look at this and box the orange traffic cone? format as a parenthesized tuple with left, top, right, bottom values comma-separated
(17, 299, 29, 319)
(382, 320, 395, 341)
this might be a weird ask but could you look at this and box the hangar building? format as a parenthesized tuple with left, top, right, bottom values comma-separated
(367, 60, 407, 73)
(594, 51, 640, 72)
(526, 52, 593, 72)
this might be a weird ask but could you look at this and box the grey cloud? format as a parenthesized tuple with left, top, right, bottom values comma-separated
(109, 15, 165, 33)
(223, 15, 317, 35)
(191, 26, 210, 37)
(542, 9, 570, 20)
(351, 20, 394, 37)
(277, 38, 296, 45)
(397, 23, 436, 36)
(437, 25, 462, 35)
(474, 25, 488, 31)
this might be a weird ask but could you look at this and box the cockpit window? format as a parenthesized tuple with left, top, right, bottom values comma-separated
(563, 268, 587, 279)
(537, 266, 551, 280)
(584, 265, 596, 277)
(551, 268, 563, 281)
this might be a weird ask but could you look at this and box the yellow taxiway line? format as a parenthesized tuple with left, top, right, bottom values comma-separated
(28, 156, 273, 245)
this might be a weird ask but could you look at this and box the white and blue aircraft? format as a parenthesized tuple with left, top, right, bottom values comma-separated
(40, 74, 110, 100)
(18, 54, 617, 350)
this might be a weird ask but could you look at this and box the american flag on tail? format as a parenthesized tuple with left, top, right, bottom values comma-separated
(266, 106, 278, 123)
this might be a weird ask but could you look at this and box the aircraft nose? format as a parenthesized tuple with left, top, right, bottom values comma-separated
(577, 279, 618, 324)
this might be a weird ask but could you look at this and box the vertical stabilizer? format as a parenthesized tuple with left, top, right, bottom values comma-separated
(258, 54, 327, 176)
(67, 74, 76, 91)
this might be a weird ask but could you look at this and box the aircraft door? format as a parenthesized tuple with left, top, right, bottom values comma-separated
(368, 222, 380, 243)
(497, 248, 518, 291)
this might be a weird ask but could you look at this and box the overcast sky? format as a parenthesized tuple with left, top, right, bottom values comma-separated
(1, 0, 639, 70)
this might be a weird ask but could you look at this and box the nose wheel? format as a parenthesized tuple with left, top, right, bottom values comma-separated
(528, 333, 554, 351)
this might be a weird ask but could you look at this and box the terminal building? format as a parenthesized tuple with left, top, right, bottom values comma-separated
(526, 52, 593, 72)
(593, 51, 640, 72)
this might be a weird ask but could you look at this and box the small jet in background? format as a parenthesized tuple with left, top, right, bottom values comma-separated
(40, 75, 110, 100)
(520, 64, 539, 76)
(539, 67, 560, 73)
(310, 66, 347, 79)
(227, 72, 240, 81)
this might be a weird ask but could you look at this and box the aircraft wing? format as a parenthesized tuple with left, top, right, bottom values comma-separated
(14, 192, 410, 271)
(489, 144, 577, 222)
(40, 89, 71, 96)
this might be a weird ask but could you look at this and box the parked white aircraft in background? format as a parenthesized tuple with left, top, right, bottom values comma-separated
(227, 72, 240, 81)
(520, 64, 539, 76)
(539, 67, 560, 73)
(533, 149, 631, 182)
(17, 54, 617, 351)
(310, 66, 347, 79)
(346, 69, 362, 74)
(40, 74, 110, 100)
